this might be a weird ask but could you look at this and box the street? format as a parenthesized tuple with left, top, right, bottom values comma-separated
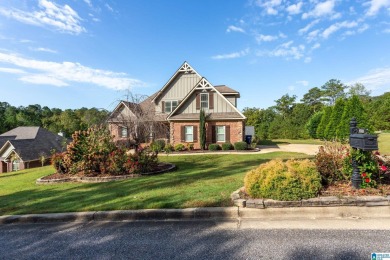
(1, 220, 389, 259)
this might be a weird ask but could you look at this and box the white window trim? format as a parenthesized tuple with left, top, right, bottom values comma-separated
(185, 126, 194, 142)
(200, 93, 209, 109)
(216, 126, 226, 142)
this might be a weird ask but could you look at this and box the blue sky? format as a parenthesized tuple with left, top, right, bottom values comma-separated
(0, 0, 390, 112)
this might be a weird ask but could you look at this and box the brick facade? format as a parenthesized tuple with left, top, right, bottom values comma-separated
(170, 120, 244, 149)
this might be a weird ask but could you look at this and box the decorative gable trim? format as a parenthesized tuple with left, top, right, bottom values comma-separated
(167, 77, 246, 120)
(151, 61, 201, 103)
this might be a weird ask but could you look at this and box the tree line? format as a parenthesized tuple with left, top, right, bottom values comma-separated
(243, 79, 390, 141)
(0, 102, 109, 137)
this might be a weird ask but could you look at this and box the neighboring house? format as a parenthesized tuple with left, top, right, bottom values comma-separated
(108, 61, 246, 149)
(0, 127, 66, 173)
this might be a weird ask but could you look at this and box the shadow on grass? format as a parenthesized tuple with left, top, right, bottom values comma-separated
(0, 153, 309, 215)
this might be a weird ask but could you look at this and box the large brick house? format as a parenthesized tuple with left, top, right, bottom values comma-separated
(107, 61, 246, 149)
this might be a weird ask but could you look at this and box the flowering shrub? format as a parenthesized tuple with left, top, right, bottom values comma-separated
(315, 141, 350, 184)
(174, 143, 186, 151)
(52, 126, 159, 175)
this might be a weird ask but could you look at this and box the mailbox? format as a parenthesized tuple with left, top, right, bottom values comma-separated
(349, 117, 378, 151)
(349, 133, 378, 151)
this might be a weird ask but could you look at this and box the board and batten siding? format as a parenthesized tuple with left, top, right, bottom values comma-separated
(155, 72, 201, 113)
(225, 95, 237, 107)
(175, 90, 236, 114)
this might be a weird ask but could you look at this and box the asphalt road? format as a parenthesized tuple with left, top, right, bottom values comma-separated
(1, 221, 389, 260)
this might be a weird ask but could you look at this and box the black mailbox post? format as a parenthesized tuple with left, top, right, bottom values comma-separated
(349, 118, 378, 189)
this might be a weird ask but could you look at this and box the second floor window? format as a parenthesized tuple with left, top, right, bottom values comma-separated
(121, 127, 128, 138)
(164, 100, 178, 113)
(200, 93, 208, 109)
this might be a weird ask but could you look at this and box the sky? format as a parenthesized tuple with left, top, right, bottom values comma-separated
(0, 0, 390, 112)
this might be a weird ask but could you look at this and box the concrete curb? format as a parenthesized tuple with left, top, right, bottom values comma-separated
(0, 207, 239, 225)
(231, 188, 390, 208)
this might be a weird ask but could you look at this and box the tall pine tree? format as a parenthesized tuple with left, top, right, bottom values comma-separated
(316, 106, 333, 140)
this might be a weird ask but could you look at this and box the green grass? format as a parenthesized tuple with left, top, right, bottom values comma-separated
(259, 139, 324, 146)
(378, 133, 390, 155)
(0, 152, 310, 216)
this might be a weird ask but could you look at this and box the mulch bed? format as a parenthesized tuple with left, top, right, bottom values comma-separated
(320, 181, 390, 196)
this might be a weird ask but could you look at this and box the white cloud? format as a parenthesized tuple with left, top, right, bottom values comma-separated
(302, 0, 336, 19)
(0, 52, 144, 90)
(211, 48, 250, 60)
(29, 47, 58, 53)
(255, 0, 283, 15)
(288, 85, 295, 91)
(105, 3, 114, 12)
(347, 67, 390, 93)
(256, 34, 278, 43)
(311, 43, 321, 50)
(227, 25, 245, 33)
(298, 19, 320, 35)
(286, 2, 303, 15)
(83, 0, 93, 8)
(306, 29, 320, 42)
(304, 57, 312, 63)
(297, 80, 309, 86)
(365, 0, 390, 16)
(0, 67, 26, 74)
(322, 21, 358, 38)
(20, 74, 68, 87)
(260, 41, 306, 60)
(0, 0, 86, 34)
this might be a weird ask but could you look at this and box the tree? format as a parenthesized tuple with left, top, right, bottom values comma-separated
(336, 95, 370, 140)
(306, 110, 324, 139)
(366, 92, 390, 131)
(301, 87, 324, 112)
(199, 108, 206, 150)
(347, 83, 371, 97)
(274, 94, 297, 118)
(324, 98, 346, 140)
(321, 79, 346, 105)
(316, 106, 332, 140)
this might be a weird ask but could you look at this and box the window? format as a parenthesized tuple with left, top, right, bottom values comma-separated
(216, 126, 225, 142)
(164, 100, 178, 113)
(200, 93, 208, 109)
(121, 127, 128, 138)
(12, 160, 19, 171)
(185, 126, 193, 142)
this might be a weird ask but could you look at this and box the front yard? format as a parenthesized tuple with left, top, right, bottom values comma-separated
(0, 152, 310, 216)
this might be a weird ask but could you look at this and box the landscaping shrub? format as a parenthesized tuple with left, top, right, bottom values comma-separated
(164, 144, 174, 153)
(174, 143, 186, 151)
(234, 141, 247, 150)
(208, 144, 221, 151)
(150, 139, 166, 152)
(315, 141, 349, 184)
(186, 143, 194, 151)
(53, 126, 159, 175)
(244, 159, 322, 201)
(51, 152, 68, 174)
(221, 142, 233, 150)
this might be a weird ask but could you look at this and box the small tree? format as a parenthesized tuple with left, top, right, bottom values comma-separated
(199, 108, 206, 150)
(316, 106, 332, 140)
(324, 98, 345, 140)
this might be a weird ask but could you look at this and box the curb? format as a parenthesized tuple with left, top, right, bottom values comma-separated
(0, 207, 238, 225)
(231, 188, 390, 208)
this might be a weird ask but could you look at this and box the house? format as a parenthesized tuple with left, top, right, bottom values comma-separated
(107, 61, 246, 149)
(0, 127, 66, 173)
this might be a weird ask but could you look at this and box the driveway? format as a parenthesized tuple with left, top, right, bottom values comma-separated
(257, 144, 321, 155)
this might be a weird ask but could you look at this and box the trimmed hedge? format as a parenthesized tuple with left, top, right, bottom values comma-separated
(208, 144, 221, 151)
(244, 159, 322, 201)
(234, 141, 248, 150)
(174, 143, 185, 151)
(221, 142, 233, 150)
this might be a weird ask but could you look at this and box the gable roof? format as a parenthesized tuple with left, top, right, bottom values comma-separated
(151, 61, 201, 103)
(0, 127, 66, 162)
(214, 85, 240, 97)
(167, 77, 246, 120)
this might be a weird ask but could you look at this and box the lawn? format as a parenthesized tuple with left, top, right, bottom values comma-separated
(0, 152, 310, 216)
(378, 133, 390, 155)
